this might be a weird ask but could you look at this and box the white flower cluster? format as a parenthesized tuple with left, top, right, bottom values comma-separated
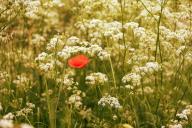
(42, 0, 64, 8)
(63, 75, 75, 87)
(134, 62, 161, 76)
(66, 36, 81, 46)
(0, 119, 13, 128)
(51, 0, 65, 7)
(36, 35, 110, 73)
(168, 124, 183, 128)
(75, 19, 103, 33)
(0, 71, 9, 84)
(43, 10, 60, 26)
(160, 26, 177, 41)
(3, 113, 14, 120)
(160, 26, 191, 43)
(98, 95, 122, 109)
(161, 5, 191, 30)
(133, 27, 147, 39)
(122, 73, 141, 87)
(97, 50, 110, 60)
(39, 61, 54, 72)
(20, 124, 34, 128)
(31, 34, 45, 46)
(176, 113, 188, 120)
(123, 22, 139, 30)
(75, 19, 123, 43)
(136, 86, 154, 95)
(123, 21, 147, 39)
(127, 54, 149, 65)
(176, 105, 192, 120)
(185, 52, 192, 64)
(57, 43, 110, 61)
(176, 46, 186, 57)
(57, 46, 86, 60)
(23, 0, 41, 19)
(175, 29, 191, 43)
(35, 52, 48, 61)
(0, 119, 33, 128)
(46, 35, 63, 51)
(68, 94, 82, 109)
(16, 102, 35, 117)
(13, 74, 30, 90)
(164, 105, 192, 128)
(123, 21, 156, 51)
(86, 72, 108, 85)
(78, 0, 120, 15)
(66, 90, 86, 109)
(56, 74, 79, 91)
(175, 46, 192, 64)
(0, 102, 35, 127)
(87, 44, 103, 56)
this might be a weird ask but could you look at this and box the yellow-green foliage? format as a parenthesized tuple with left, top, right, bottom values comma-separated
(0, 0, 192, 128)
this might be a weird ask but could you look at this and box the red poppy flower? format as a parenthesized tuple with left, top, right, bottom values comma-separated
(68, 54, 89, 69)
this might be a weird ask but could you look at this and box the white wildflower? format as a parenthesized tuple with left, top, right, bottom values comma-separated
(39, 62, 54, 72)
(123, 22, 139, 29)
(86, 72, 108, 85)
(3, 113, 14, 120)
(24, 0, 41, 19)
(46, 36, 63, 51)
(35, 52, 48, 61)
(169, 124, 182, 128)
(176, 113, 188, 120)
(176, 46, 186, 56)
(98, 95, 122, 109)
(122, 73, 141, 87)
(97, 50, 110, 60)
(67, 36, 80, 45)
(0, 119, 14, 128)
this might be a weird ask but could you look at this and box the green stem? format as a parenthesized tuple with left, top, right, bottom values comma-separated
(109, 56, 117, 92)
(130, 95, 139, 128)
(45, 78, 56, 128)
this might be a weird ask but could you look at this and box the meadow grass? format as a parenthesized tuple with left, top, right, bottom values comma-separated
(0, 0, 192, 128)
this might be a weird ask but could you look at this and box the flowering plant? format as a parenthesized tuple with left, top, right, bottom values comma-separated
(0, 0, 192, 128)
(68, 54, 90, 69)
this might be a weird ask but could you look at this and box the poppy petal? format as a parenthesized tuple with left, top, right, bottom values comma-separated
(68, 54, 89, 69)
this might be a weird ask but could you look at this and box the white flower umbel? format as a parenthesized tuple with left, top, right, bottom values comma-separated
(3, 113, 14, 120)
(67, 94, 82, 109)
(39, 62, 54, 72)
(97, 50, 110, 60)
(20, 124, 34, 128)
(176, 113, 188, 120)
(134, 62, 161, 76)
(24, 0, 41, 19)
(87, 44, 103, 56)
(168, 124, 183, 128)
(122, 73, 141, 87)
(46, 35, 63, 51)
(176, 46, 186, 56)
(67, 36, 80, 45)
(86, 72, 108, 85)
(0, 119, 14, 128)
(123, 22, 139, 29)
(98, 95, 122, 109)
(16, 103, 35, 117)
(35, 52, 48, 61)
